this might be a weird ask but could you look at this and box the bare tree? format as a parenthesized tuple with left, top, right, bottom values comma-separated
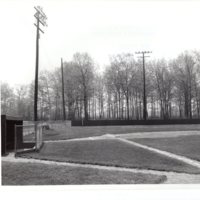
(151, 59, 174, 119)
(93, 74, 105, 119)
(105, 60, 122, 119)
(72, 52, 95, 120)
(112, 54, 136, 119)
(173, 52, 196, 118)
(1, 82, 16, 115)
(15, 85, 29, 118)
(37, 70, 53, 120)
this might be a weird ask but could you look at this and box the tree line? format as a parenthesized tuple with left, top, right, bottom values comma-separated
(1, 51, 200, 121)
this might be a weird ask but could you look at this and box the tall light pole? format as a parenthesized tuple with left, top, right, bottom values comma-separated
(61, 58, 66, 120)
(34, 6, 47, 122)
(135, 51, 152, 120)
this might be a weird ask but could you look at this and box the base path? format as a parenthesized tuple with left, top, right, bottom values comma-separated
(2, 153, 200, 184)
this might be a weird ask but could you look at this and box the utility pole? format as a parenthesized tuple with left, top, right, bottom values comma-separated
(61, 58, 66, 120)
(34, 6, 47, 122)
(135, 51, 152, 120)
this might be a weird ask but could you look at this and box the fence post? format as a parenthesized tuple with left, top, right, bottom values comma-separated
(40, 126, 43, 147)
(14, 125, 17, 157)
(35, 122, 38, 150)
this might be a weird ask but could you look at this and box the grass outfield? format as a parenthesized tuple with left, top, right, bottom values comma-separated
(42, 123, 200, 141)
(132, 135, 200, 161)
(2, 161, 166, 185)
(20, 139, 200, 174)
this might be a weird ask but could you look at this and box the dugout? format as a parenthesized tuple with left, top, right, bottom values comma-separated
(1, 115, 23, 156)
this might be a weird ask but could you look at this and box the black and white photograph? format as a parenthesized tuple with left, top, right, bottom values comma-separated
(1, 0, 200, 199)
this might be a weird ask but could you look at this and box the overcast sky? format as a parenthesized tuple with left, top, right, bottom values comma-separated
(1, 0, 200, 86)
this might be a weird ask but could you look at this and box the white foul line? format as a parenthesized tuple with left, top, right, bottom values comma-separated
(117, 138, 200, 169)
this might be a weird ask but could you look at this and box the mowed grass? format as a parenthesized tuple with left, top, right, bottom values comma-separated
(20, 139, 200, 174)
(132, 135, 200, 161)
(2, 161, 166, 185)
(43, 123, 200, 141)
